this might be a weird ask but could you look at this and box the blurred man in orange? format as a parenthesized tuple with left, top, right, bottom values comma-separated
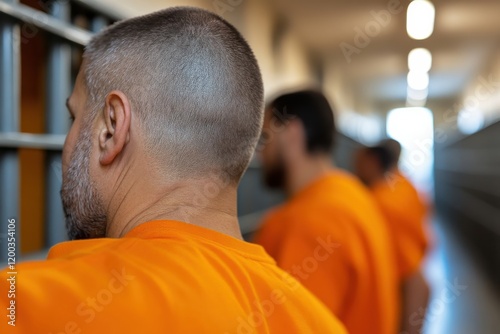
(355, 144, 430, 334)
(380, 138, 431, 217)
(0, 8, 347, 334)
(254, 90, 400, 334)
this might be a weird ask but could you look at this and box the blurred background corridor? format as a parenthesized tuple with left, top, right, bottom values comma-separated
(1, 0, 499, 333)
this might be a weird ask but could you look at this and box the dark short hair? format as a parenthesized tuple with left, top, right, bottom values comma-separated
(268, 90, 336, 153)
(83, 7, 264, 183)
(366, 146, 392, 172)
(379, 139, 402, 168)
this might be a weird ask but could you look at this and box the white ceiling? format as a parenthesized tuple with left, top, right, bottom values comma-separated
(269, 0, 500, 104)
(97, 0, 500, 108)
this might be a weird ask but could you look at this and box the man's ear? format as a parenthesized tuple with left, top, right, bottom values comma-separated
(98, 91, 131, 166)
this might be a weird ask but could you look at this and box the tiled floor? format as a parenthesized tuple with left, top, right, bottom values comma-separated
(423, 218, 500, 334)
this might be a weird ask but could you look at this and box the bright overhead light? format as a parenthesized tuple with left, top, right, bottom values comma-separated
(406, 98, 427, 108)
(407, 0, 435, 40)
(407, 87, 428, 101)
(457, 110, 485, 135)
(408, 71, 429, 90)
(408, 48, 432, 73)
(407, 87, 428, 107)
(387, 107, 434, 147)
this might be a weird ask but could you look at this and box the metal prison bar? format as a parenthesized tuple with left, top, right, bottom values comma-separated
(0, 0, 119, 263)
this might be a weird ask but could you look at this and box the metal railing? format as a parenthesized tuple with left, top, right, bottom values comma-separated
(0, 0, 120, 262)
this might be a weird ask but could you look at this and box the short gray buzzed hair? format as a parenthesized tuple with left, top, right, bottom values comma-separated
(83, 7, 264, 183)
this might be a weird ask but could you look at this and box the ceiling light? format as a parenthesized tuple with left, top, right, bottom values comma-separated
(387, 107, 434, 147)
(407, 87, 429, 101)
(408, 48, 432, 73)
(407, 87, 428, 106)
(407, 0, 435, 40)
(407, 71, 429, 90)
(457, 110, 485, 135)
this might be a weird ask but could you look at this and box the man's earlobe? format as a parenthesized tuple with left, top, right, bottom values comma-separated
(98, 91, 132, 166)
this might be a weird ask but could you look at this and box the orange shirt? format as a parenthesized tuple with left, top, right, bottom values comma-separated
(0, 220, 346, 334)
(371, 172, 429, 278)
(254, 170, 399, 334)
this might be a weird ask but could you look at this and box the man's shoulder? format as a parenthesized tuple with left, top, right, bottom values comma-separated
(321, 174, 384, 222)
(261, 174, 378, 236)
(13, 236, 203, 281)
(47, 238, 123, 260)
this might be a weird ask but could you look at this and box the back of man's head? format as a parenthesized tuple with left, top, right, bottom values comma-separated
(367, 146, 392, 173)
(268, 90, 336, 154)
(83, 7, 264, 183)
(379, 138, 402, 169)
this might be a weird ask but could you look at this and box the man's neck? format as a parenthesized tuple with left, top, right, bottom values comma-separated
(286, 154, 333, 196)
(105, 176, 242, 240)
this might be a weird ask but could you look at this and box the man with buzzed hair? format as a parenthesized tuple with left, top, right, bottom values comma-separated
(254, 90, 399, 334)
(0, 8, 346, 333)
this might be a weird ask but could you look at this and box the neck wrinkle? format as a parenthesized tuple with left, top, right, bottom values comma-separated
(105, 177, 242, 240)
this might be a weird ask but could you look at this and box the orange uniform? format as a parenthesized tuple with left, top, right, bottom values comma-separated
(371, 172, 429, 278)
(255, 170, 400, 334)
(0, 220, 346, 334)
